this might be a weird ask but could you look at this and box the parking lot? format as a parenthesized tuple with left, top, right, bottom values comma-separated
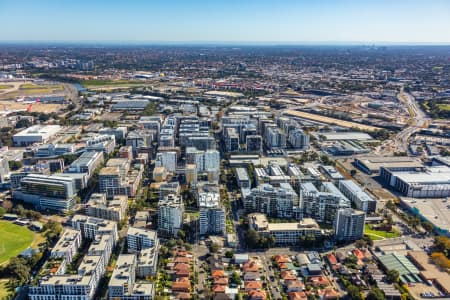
(402, 197, 450, 234)
(408, 283, 442, 300)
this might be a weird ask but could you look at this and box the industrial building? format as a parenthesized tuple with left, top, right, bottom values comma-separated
(13, 125, 62, 146)
(378, 253, 421, 284)
(111, 99, 150, 111)
(354, 156, 422, 175)
(381, 165, 450, 198)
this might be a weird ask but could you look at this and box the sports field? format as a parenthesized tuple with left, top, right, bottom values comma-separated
(0, 220, 34, 265)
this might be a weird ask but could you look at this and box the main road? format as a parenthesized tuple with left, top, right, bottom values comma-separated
(376, 88, 430, 155)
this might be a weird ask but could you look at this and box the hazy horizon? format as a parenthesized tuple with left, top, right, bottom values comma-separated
(1, 0, 450, 44)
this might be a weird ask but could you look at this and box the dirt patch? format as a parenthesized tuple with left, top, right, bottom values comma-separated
(0, 101, 64, 113)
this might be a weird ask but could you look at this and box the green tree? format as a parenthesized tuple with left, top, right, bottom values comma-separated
(386, 269, 400, 283)
(26, 210, 42, 220)
(43, 220, 63, 241)
(38, 113, 50, 122)
(210, 243, 220, 253)
(15, 118, 31, 129)
(345, 254, 358, 266)
(245, 228, 260, 249)
(1, 200, 13, 212)
(433, 236, 450, 257)
(347, 285, 363, 300)
(225, 250, 234, 258)
(166, 239, 176, 248)
(366, 287, 385, 300)
(8, 160, 23, 171)
(355, 239, 367, 249)
(159, 245, 169, 258)
(63, 153, 79, 165)
(422, 222, 434, 233)
(177, 229, 186, 241)
(15, 204, 25, 216)
(230, 271, 242, 285)
(142, 103, 159, 116)
(5, 257, 31, 285)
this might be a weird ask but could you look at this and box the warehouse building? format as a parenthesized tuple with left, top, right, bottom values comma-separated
(354, 156, 422, 175)
(381, 165, 450, 198)
(111, 99, 150, 111)
(13, 125, 62, 146)
(378, 253, 422, 284)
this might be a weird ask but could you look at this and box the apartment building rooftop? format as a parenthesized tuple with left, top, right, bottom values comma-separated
(268, 218, 320, 231)
(198, 191, 220, 207)
(127, 226, 158, 240)
(71, 214, 117, 230)
(88, 234, 112, 254)
(109, 254, 136, 287)
(99, 166, 120, 176)
(138, 246, 159, 268)
(78, 254, 102, 277)
(36, 274, 92, 286)
(52, 228, 81, 254)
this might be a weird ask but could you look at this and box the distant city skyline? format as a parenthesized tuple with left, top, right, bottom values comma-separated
(1, 0, 450, 44)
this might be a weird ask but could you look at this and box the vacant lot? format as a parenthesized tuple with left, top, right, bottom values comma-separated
(0, 221, 34, 265)
(0, 101, 63, 113)
(364, 224, 401, 240)
(284, 109, 380, 132)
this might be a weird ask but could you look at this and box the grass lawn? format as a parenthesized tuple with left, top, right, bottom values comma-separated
(437, 104, 450, 111)
(81, 79, 145, 88)
(20, 83, 49, 90)
(0, 221, 34, 265)
(18, 84, 64, 94)
(0, 85, 12, 89)
(364, 224, 401, 240)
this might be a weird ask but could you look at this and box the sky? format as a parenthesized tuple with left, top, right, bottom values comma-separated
(1, 0, 450, 44)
